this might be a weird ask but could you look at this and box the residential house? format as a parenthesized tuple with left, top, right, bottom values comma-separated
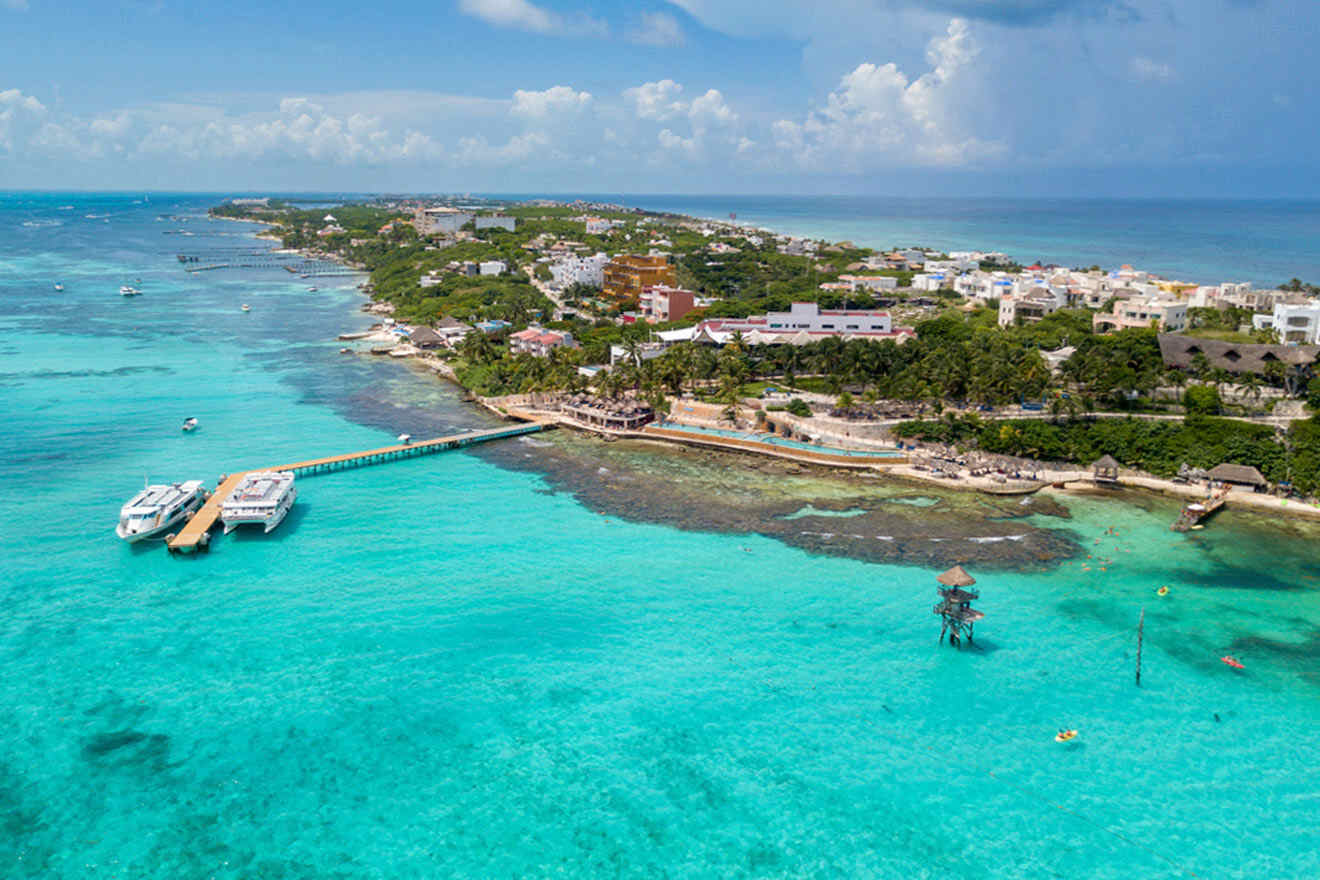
(1092, 296, 1188, 333)
(1253, 301, 1320, 344)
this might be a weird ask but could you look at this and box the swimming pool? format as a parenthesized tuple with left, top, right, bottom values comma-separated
(657, 422, 904, 457)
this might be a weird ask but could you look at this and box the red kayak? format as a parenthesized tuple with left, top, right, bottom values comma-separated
(1221, 655, 1245, 669)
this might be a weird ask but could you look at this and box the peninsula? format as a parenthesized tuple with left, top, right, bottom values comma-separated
(209, 196, 1320, 521)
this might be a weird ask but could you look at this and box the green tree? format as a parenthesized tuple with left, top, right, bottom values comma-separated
(1184, 384, 1221, 415)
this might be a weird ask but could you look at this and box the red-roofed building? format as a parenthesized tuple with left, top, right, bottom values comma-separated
(509, 327, 577, 357)
(689, 302, 915, 345)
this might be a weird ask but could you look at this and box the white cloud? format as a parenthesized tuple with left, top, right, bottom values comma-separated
(1129, 56, 1173, 82)
(629, 11, 685, 46)
(625, 79, 688, 121)
(773, 18, 1002, 168)
(457, 131, 551, 165)
(658, 128, 698, 158)
(0, 88, 47, 152)
(688, 88, 736, 129)
(457, 0, 606, 36)
(511, 85, 592, 120)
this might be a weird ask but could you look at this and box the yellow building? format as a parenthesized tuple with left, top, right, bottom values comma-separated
(602, 255, 675, 302)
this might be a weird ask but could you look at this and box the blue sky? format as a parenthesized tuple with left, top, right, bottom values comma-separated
(1, 0, 1316, 195)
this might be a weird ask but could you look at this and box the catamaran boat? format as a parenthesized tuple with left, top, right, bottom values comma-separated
(119, 285, 141, 296)
(220, 471, 296, 534)
(182, 417, 199, 432)
(116, 480, 207, 543)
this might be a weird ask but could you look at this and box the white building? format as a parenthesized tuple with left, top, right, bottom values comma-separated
(583, 217, 623, 235)
(479, 260, 506, 276)
(1254, 301, 1320, 344)
(911, 273, 950, 292)
(954, 271, 1016, 302)
(838, 274, 898, 292)
(414, 207, 473, 236)
(475, 215, 516, 232)
(998, 291, 1063, 327)
(923, 258, 978, 274)
(548, 252, 609, 288)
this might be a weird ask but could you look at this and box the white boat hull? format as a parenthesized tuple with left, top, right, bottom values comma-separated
(115, 490, 204, 543)
(221, 484, 296, 535)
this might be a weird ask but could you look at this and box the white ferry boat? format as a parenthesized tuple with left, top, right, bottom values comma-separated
(220, 471, 296, 534)
(116, 481, 207, 543)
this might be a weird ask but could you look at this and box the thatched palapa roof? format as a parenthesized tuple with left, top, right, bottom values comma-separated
(1158, 334, 1320, 375)
(1207, 463, 1267, 486)
(937, 565, 976, 587)
(1093, 454, 1120, 470)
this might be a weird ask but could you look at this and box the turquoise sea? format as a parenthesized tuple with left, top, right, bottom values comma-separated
(3, 193, 1320, 878)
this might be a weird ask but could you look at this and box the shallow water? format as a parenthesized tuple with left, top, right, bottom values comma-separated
(2, 194, 1319, 878)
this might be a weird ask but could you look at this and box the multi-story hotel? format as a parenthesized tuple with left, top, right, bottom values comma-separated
(602, 255, 675, 302)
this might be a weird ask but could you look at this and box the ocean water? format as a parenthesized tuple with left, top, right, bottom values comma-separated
(3, 193, 1320, 878)
(533, 194, 1320, 289)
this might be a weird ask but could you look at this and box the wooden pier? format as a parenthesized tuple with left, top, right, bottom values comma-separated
(166, 422, 550, 553)
(1171, 489, 1228, 531)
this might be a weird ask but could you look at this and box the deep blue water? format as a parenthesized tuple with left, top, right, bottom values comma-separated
(3, 193, 1320, 878)
(507, 194, 1320, 288)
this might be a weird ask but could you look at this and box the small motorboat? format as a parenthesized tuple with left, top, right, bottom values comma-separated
(339, 347, 351, 354)
(397, 433, 412, 445)
(307, 286, 318, 291)
(1055, 729, 1079, 743)
(241, 304, 251, 312)
(1221, 656, 1245, 670)
(119, 285, 141, 296)
(182, 417, 199, 432)
(54, 282, 64, 292)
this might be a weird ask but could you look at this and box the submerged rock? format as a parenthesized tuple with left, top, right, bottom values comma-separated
(475, 433, 1080, 571)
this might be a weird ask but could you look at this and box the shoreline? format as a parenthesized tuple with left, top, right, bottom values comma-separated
(242, 196, 1320, 529)
(471, 391, 1320, 525)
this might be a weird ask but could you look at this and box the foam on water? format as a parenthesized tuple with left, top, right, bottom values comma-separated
(2, 194, 1319, 878)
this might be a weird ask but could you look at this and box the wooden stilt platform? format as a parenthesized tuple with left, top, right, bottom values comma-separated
(166, 422, 550, 553)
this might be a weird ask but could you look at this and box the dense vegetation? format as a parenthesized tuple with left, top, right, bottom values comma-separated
(895, 412, 1320, 493)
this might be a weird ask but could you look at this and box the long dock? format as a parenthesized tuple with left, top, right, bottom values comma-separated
(166, 422, 549, 553)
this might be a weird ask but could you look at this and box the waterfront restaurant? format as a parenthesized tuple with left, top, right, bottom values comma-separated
(1208, 463, 1269, 492)
(561, 395, 655, 431)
